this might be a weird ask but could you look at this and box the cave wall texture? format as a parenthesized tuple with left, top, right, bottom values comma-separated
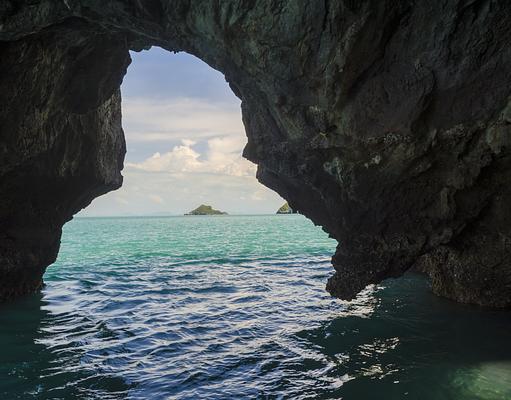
(1, 0, 511, 307)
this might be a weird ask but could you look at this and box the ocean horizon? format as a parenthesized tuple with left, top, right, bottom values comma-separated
(75, 213, 294, 218)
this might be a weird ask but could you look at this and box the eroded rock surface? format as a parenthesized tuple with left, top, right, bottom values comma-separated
(0, 22, 129, 300)
(1, 0, 511, 307)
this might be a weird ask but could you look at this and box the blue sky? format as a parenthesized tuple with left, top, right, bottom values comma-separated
(79, 47, 284, 216)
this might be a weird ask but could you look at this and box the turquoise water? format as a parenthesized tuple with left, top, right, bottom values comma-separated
(1, 215, 510, 399)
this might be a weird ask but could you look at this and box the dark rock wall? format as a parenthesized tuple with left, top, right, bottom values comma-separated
(1, 0, 510, 307)
(0, 23, 129, 300)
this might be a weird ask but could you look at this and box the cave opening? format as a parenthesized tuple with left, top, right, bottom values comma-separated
(2, 3, 511, 397)
(79, 46, 284, 217)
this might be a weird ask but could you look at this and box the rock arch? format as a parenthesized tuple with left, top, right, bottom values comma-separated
(1, 1, 511, 307)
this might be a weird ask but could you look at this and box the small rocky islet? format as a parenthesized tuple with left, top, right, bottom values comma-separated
(185, 204, 227, 216)
(276, 202, 297, 214)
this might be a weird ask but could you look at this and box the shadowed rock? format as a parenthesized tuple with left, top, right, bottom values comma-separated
(1, 1, 511, 307)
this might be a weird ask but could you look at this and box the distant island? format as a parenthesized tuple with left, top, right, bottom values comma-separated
(185, 204, 228, 215)
(276, 202, 297, 214)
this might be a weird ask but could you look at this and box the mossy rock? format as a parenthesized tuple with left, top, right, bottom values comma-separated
(185, 204, 227, 215)
(276, 202, 296, 214)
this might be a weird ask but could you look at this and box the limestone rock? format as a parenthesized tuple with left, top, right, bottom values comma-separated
(276, 202, 296, 214)
(185, 205, 227, 216)
(1, 1, 511, 307)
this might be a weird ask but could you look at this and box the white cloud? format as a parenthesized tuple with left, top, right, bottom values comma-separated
(115, 196, 129, 205)
(250, 190, 267, 201)
(148, 194, 164, 204)
(127, 145, 202, 172)
(126, 136, 256, 177)
(181, 139, 197, 147)
(122, 97, 244, 144)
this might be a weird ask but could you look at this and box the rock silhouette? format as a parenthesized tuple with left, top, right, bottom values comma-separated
(1, 1, 511, 307)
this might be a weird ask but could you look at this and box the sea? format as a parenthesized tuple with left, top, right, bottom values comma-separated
(1, 215, 510, 399)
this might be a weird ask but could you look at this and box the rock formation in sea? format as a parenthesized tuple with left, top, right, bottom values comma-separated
(276, 203, 296, 214)
(185, 205, 227, 216)
(1, 1, 511, 307)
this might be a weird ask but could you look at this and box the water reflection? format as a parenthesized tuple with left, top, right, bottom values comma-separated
(0, 294, 131, 399)
(1, 269, 510, 399)
(287, 276, 511, 400)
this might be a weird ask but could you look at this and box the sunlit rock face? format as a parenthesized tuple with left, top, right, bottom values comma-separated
(1, 1, 511, 307)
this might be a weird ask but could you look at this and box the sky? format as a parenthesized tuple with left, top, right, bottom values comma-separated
(79, 47, 284, 216)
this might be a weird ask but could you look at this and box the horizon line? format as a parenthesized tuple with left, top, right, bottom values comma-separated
(75, 213, 297, 219)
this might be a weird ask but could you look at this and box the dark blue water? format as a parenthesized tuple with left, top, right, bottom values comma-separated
(1, 215, 510, 399)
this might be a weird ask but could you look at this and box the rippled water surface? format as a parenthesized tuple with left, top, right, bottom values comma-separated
(1, 215, 510, 399)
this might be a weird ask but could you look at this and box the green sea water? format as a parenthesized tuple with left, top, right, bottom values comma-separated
(0, 215, 510, 399)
